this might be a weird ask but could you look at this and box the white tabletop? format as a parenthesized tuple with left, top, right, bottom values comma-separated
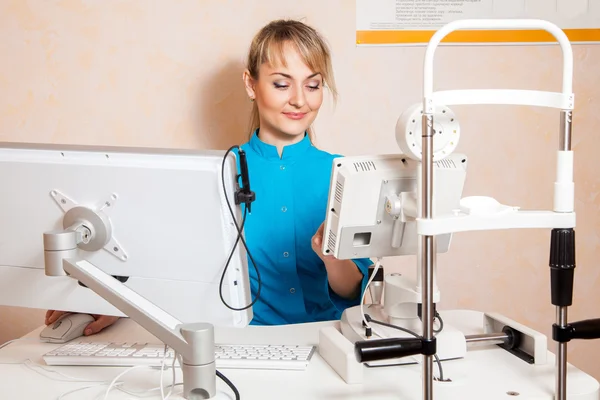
(0, 310, 598, 399)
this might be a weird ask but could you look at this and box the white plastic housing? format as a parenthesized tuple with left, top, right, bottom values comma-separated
(322, 153, 467, 260)
(484, 312, 548, 365)
(0, 142, 252, 327)
(383, 274, 440, 320)
(396, 103, 460, 161)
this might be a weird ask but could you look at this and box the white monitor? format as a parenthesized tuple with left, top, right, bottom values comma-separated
(322, 152, 468, 260)
(0, 142, 253, 328)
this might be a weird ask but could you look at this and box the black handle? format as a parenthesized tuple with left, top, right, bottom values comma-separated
(549, 228, 576, 307)
(570, 319, 600, 340)
(234, 149, 256, 212)
(239, 150, 251, 194)
(355, 337, 422, 363)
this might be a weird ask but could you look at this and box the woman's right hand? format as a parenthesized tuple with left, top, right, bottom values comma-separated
(45, 310, 120, 336)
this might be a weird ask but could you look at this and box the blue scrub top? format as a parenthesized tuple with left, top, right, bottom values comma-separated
(238, 131, 372, 325)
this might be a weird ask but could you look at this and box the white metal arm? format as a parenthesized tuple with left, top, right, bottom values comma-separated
(422, 19, 574, 112)
(61, 259, 217, 399)
(431, 89, 573, 110)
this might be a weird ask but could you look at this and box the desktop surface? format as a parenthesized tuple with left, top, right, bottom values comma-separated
(0, 310, 598, 399)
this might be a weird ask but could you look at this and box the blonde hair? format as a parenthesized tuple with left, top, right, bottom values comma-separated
(245, 19, 338, 143)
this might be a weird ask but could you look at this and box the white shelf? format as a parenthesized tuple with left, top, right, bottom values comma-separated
(416, 210, 576, 236)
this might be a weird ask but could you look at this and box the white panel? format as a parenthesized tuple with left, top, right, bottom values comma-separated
(0, 142, 252, 327)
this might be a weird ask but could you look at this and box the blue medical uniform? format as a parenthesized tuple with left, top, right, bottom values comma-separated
(238, 131, 372, 325)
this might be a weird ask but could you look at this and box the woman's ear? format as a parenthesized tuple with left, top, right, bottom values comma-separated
(242, 70, 256, 101)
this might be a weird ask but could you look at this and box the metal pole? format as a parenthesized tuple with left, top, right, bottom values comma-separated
(421, 113, 434, 400)
(559, 110, 572, 151)
(556, 307, 568, 400)
(465, 333, 510, 347)
(556, 109, 572, 400)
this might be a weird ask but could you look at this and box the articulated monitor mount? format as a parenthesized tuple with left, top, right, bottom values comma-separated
(42, 149, 256, 399)
(43, 191, 218, 398)
(350, 18, 600, 400)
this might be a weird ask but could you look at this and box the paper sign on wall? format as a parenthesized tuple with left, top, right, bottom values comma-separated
(356, 0, 600, 46)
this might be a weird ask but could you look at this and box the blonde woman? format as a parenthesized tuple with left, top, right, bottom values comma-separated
(239, 19, 371, 325)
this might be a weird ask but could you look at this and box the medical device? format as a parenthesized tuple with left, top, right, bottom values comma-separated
(323, 19, 600, 400)
(322, 152, 469, 363)
(0, 142, 256, 399)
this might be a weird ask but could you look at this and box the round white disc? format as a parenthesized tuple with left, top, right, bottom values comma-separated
(395, 103, 460, 161)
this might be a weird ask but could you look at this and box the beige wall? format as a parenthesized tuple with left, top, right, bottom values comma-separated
(1, 0, 599, 381)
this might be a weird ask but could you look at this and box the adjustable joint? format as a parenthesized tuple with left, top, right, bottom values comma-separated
(553, 318, 600, 342)
(421, 337, 437, 356)
(234, 191, 256, 206)
(553, 324, 573, 343)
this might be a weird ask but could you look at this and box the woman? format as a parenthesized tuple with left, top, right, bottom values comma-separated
(45, 19, 371, 332)
(238, 19, 371, 325)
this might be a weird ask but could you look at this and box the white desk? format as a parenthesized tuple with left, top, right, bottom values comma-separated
(0, 310, 598, 399)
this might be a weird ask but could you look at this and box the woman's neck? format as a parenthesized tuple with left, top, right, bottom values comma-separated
(257, 127, 305, 157)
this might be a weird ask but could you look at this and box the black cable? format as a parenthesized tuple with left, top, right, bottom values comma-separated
(367, 316, 447, 382)
(433, 311, 444, 334)
(219, 146, 262, 311)
(217, 370, 240, 400)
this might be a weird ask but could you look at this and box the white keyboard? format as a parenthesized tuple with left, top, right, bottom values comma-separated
(42, 342, 316, 371)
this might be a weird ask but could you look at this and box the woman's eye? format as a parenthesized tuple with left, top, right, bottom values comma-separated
(307, 85, 320, 91)
(273, 83, 288, 89)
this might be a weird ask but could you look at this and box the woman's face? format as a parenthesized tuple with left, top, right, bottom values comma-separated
(244, 43, 324, 141)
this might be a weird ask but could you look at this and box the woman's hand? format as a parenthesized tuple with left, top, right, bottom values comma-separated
(311, 222, 335, 262)
(312, 222, 362, 299)
(45, 310, 120, 336)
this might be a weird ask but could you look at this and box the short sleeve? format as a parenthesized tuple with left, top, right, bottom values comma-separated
(328, 257, 373, 311)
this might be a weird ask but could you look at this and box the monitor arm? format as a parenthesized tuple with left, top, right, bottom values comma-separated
(43, 225, 217, 399)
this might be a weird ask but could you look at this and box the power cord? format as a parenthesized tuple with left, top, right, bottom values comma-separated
(433, 311, 444, 334)
(1, 339, 195, 399)
(172, 353, 239, 400)
(360, 257, 383, 337)
(219, 145, 261, 311)
(217, 370, 240, 400)
(158, 344, 177, 400)
(364, 314, 448, 382)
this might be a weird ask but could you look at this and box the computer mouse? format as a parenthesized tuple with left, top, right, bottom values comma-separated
(39, 313, 96, 344)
